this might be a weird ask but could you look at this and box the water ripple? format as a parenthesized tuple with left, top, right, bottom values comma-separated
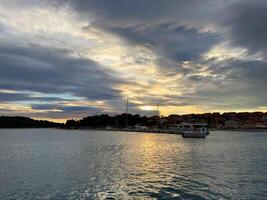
(0, 129, 267, 199)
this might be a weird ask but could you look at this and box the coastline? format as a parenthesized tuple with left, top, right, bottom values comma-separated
(63, 127, 182, 134)
(210, 128, 267, 132)
(1, 127, 267, 133)
(63, 127, 267, 134)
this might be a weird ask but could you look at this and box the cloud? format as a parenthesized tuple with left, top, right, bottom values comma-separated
(181, 58, 267, 110)
(0, 0, 267, 120)
(31, 103, 102, 113)
(53, 0, 221, 72)
(0, 39, 128, 119)
(221, 0, 267, 56)
(52, 0, 226, 28)
(110, 24, 219, 63)
(0, 92, 62, 102)
(0, 43, 122, 100)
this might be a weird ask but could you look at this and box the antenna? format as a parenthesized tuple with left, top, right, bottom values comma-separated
(126, 97, 129, 114)
(157, 102, 160, 116)
(126, 97, 128, 127)
(157, 102, 162, 128)
(115, 112, 119, 127)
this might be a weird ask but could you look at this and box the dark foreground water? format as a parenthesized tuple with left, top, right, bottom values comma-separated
(0, 129, 266, 200)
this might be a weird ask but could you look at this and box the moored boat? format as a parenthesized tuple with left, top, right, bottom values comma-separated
(179, 122, 209, 138)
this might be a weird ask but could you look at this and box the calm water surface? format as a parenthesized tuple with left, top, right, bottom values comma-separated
(0, 129, 266, 199)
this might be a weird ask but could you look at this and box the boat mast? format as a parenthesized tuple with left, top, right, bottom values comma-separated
(126, 97, 128, 127)
(157, 103, 160, 116)
(157, 102, 162, 128)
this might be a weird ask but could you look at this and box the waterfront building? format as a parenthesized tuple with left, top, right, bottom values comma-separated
(225, 120, 239, 129)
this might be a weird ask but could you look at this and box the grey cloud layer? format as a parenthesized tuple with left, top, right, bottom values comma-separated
(221, 0, 267, 56)
(110, 25, 219, 67)
(1, 0, 267, 118)
(0, 41, 126, 116)
(0, 43, 122, 99)
(52, 0, 224, 27)
(57, 0, 267, 58)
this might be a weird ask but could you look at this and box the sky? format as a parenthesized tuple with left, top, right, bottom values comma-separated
(0, 0, 267, 122)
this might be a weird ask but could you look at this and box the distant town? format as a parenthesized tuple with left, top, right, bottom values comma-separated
(66, 111, 267, 130)
(1, 112, 267, 130)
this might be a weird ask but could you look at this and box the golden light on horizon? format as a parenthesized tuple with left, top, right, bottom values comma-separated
(139, 105, 157, 111)
(0, 0, 266, 121)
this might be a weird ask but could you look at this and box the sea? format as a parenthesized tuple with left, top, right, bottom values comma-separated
(0, 129, 266, 200)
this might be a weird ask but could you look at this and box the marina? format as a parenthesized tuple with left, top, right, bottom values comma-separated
(72, 121, 210, 138)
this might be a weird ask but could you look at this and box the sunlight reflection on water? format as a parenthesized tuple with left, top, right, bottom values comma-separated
(0, 129, 267, 199)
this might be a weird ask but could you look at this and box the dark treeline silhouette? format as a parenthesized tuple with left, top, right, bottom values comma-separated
(1, 112, 267, 129)
(65, 112, 267, 129)
(65, 113, 159, 129)
(0, 116, 62, 128)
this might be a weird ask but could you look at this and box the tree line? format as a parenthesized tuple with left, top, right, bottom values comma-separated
(65, 113, 159, 129)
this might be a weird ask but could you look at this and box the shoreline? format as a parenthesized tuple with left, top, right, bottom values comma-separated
(63, 127, 267, 134)
(210, 128, 267, 132)
(64, 127, 182, 134)
(1, 127, 267, 133)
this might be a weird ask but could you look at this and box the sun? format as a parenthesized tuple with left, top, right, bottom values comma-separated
(139, 106, 156, 111)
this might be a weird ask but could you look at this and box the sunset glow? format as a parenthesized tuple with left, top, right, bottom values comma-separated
(0, 0, 267, 122)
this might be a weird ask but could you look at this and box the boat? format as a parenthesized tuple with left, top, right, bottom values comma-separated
(179, 122, 209, 138)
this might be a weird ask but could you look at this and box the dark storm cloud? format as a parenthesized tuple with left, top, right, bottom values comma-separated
(221, 0, 267, 56)
(0, 42, 123, 101)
